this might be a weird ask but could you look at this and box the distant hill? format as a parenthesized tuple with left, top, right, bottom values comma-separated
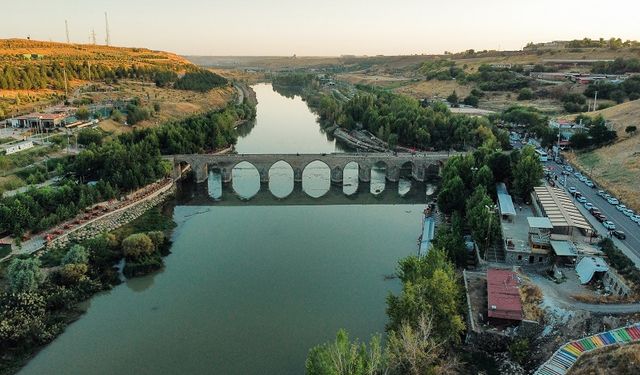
(0, 39, 192, 69)
(561, 100, 640, 136)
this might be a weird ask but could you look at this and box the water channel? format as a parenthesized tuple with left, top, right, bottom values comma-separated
(19, 83, 431, 375)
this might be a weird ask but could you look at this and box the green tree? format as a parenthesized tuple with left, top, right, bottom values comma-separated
(122, 233, 154, 260)
(513, 146, 543, 200)
(446, 91, 459, 107)
(473, 165, 494, 194)
(517, 88, 534, 101)
(77, 128, 104, 147)
(76, 106, 91, 120)
(305, 329, 387, 375)
(625, 125, 637, 135)
(6, 258, 44, 293)
(62, 244, 89, 265)
(463, 95, 479, 107)
(147, 231, 166, 250)
(437, 175, 465, 214)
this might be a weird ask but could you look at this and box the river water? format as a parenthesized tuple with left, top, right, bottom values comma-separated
(19, 83, 429, 375)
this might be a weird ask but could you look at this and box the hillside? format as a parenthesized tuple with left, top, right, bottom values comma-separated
(561, 99, 640, 136)
(0, 39, 192, 69)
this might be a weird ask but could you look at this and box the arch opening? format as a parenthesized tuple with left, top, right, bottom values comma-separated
(232, 161, 260, 200)
(370, 161, 387, 195)
(302, 160, 330, 198)
(343, 161, 359, 196)
(398, 161, 414, 196)
(269, 160, 294, 198)
(207, 166, 223, 200)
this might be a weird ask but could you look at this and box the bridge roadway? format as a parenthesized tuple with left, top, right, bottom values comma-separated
(169, 152, 458, 184)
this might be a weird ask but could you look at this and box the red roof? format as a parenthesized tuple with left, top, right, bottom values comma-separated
(487, 269, 523, 321)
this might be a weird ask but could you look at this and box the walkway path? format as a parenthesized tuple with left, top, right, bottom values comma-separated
(535, 323, 640, 375)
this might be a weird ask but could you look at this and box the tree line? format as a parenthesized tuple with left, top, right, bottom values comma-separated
(0, 62, 181, 91)
(173, 70, 228, 92)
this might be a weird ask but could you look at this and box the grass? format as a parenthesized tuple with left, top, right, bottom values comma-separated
(0, 175, 26, 195)
(568, 342, 640, 375)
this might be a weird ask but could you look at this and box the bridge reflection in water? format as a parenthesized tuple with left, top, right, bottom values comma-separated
(178, 173, 437, 206)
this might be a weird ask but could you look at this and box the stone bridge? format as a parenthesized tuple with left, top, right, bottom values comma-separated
(168, 152, 459, 184)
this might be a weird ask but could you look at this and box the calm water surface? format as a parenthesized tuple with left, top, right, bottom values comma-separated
(19, 83, 426, 375)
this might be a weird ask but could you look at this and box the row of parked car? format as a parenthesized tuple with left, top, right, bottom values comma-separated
(563, 165, 637, 240)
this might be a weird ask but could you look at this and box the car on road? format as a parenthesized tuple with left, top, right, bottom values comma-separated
(577, 196, 587, 203)
(568, 186, 577, 195)
(607, 197, 620, 205)
(603, 193, 611, 200)
(631, 215, 640, 223)
(589, 207, 600, 215)
(585, 180, 595, 188)
(623, 209, 634, 217)
(603, 221, 616, 230)
(584, 202, 594, 210)
(611, 230, 626, 240)
(616, 204, 627, 211)
(574, 172, 582, 178)
(594, 214, 607, 222)
(597, 190, 606, 197)
(565, 166, 574, 172)
(579, 176, 588, 182)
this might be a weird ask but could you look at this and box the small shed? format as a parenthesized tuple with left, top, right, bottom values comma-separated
(576, 257, 609, 284)
(496, 183, 516, 222)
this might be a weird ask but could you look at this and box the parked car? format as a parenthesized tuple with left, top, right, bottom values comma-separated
(574, 172, 582, 178)
(584, 202, 594, 210)
(623, 209, 634, 217)
(603, 221, 616, 230)
(631, 215, 640, 223)
(585, 180, 595, 188)
(597, 190, 606, 197)
(568, 187, 577, 195)
(603, 193, 611, 200)
(616, 204, 627, 211)
(595, 214, 607, 222)
(612, 230, 626, 240)
(607, 197, 620, 205)
(565, 166, 574, 172)
(577, 196, 587, 204)
(579, 176, 588, 182)
(590, 208, 601, 216)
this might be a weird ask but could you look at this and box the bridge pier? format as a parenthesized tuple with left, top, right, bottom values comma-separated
(194, 162, 208, 183)
(330, 167, 343, 184)
(293, 168, 303, 182)
(387, 166, 400, 182)
(358, 166, 371, 182)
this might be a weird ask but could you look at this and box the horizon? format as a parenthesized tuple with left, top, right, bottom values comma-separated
(1, 0, 639, 56)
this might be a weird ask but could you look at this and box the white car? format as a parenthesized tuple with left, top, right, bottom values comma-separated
(577, 196, 587, 204)
(623, 209, 634, 217)
(631, 215, 640, 223)
(603, 221, 616, 230)
(584, 202, 594, 210)
(568, 187, 577, 194)
(579, 176, 588, 182)
(616, 204, 627, 211)
(585, 180, 595, 188)
(608, 197, 620, 205)
(574, 172, 582, 178)
(565, 166, 574, 172)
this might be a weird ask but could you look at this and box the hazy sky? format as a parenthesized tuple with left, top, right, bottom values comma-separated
(2, 0, 638, 56)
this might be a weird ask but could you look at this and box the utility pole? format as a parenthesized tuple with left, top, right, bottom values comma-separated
(593, 91, 598, 112)
(91, 28, 96, 45)
(62, 67, 68, 98)
(65, 20, 70, 43)
(104, 12, 111, 46)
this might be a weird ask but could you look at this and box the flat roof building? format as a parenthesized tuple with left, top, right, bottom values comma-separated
(531, 185, 593, 241)
(487, 269, 523, 321)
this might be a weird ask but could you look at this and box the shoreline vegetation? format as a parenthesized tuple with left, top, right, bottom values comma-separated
(0, 93, 256, 374)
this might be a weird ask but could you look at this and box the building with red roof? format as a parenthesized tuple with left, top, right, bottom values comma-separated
(487, 268, 523, 321)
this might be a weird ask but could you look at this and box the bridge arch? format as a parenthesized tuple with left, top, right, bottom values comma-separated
(268, 160, 294, 198)
(343, 161, 359, 196)
(370, 160, 387, 195)
(302, 160, 331, 198)
(231, 161, 261, 200)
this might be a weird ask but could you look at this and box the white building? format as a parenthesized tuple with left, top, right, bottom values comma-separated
(4, 140, 34, 155)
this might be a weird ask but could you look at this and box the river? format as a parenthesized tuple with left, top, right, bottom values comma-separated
(18, 83, 430, 375)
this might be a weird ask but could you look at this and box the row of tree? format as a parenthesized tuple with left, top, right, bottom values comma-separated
(173, 70, 228, 92)
(0, 62, 182, 91)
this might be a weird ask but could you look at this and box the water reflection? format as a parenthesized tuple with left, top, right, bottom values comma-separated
(343, 162, 359, 195)
(302, 160, 330, 198)
(370, 162, 386, 195)
(398, 177, 411, 196)
(208, 170, 223, 200)
(269, 161, 294, 198)
(232, 161, 260, 199)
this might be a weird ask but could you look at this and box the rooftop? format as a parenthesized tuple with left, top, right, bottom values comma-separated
(533, 185, 592, 231)
(487, 269, 523, 321)
(527, 216, 553, 229)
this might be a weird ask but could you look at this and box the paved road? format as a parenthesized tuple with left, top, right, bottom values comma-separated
(546, 159, 640, 266)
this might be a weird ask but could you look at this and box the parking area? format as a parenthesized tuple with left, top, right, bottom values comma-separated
(546, 159, 640, 267)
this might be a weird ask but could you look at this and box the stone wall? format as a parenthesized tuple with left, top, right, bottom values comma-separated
(47, 184, 176, 250)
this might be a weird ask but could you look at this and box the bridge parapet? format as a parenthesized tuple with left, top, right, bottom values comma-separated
(170, 152, 458, 184)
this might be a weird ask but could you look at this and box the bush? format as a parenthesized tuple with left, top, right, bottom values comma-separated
(174, 70, 227, 92)
(509, 338, 530, 364)
(62, 244, 89, 265)
(517, 88, 534, 101)
(122, 233, 154, 260)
